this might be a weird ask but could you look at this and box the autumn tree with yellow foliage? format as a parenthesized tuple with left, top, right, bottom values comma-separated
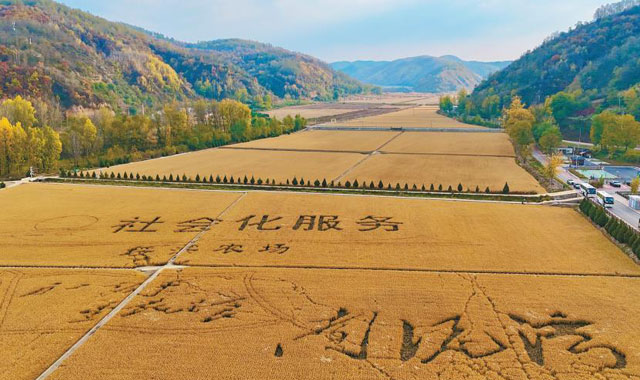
(0, 96, 62, 177)
(504, 96, 535, 157)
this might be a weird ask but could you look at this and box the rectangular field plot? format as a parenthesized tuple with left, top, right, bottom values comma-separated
(380, 131, 515, 157)
(333, 106, 485, 129)
(229, 130, 400, 152)
(0, 269, 145, 380)
(177, 192, 639, 275)
(105, 149, 364, 184)
(266, 106, 359, 120)
(49, 268, 640, 380)
(0, 183, 242, 267)
(344, 154, 545, 193)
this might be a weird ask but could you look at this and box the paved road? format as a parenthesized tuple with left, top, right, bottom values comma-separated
(533, 147, 640, 229)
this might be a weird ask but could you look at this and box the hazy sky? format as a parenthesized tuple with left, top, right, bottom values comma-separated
(58, 0, 611, 62)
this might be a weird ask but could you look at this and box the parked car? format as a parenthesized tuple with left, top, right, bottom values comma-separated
(610, 181, 622, 188)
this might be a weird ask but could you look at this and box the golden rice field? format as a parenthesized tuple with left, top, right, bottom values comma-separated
(380, 131, 515, 157)
(341, 93, 440, 105)
(3, 183, 640, 379)
(344, 154, 545, 193)
(178, 191, 639, 275)
(48, 268, 640, 380)
(104, 148, 364, 184)
(333, 106, 485, 129)
(0, 269, 145, 380)
(0, 183, 243, 267)
(231, 130, 400, 152)
(266, 106, 360, 120)
(97, 128, 539, 192)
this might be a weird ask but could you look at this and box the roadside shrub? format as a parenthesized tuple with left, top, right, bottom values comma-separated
(447, 185, 453, 192)
(257, 178, 263, 185)
(345, 180, 352, 188)
(250, 176, 255, 185)
(457, 183, 463, 192)
(314, 179, 321, 187)
(353, 180, 359, 188)
(502, 182, 510, 194)
(156, 175, 161, 181)
(196, 174, 201, 182)
(378, 180, 384, 189)
(596, 210, 609, 227)
(0, 182, 5, 189)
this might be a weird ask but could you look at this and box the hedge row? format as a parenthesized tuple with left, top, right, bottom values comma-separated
(580, 198, 640, 259)
(61, 169, 513, 195)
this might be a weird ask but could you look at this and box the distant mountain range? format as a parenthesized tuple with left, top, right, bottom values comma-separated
(331, 56, 512, 93)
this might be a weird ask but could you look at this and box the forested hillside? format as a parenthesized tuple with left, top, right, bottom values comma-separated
(441, 3, 640, 164)
(471, 5, 640, 115)
(0, 0, 369, 114)
(331, 56, 510, 93)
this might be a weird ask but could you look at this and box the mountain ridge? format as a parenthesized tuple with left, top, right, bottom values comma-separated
(331, 55, 511, 93)
(0, 0, 371, 112)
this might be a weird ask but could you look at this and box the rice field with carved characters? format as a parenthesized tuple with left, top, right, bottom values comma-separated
(2, 182, 640, 379)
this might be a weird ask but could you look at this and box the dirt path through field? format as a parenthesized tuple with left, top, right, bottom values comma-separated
(332, 132, 404, 183)
(35, 192, 248, 380)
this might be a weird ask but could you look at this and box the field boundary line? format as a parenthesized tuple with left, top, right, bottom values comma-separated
(41, 180, 551, 204)
(183, 264, 640, 279)
(35, 192, 248, 380)
(332, 132, 403, 183)
(378, 151, 516, 159)
(218, 146, 517, 159)
(311, 125, 502, 133)
(218, 146, 371, 155)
